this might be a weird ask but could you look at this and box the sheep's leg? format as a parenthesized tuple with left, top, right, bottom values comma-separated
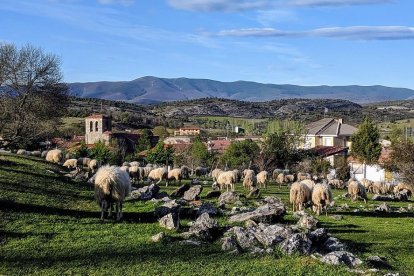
(100, 201, 106, 221)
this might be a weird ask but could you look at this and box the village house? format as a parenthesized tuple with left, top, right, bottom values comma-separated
(174, 126, 201, 136)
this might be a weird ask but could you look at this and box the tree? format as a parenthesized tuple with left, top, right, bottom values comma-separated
(152, 126, 169, 138)
(221, 139, 260, 169)
(89, 141, 112, 165)
(190, 137, 210, 167)
(135, 129, 152, 153)
(351, 117, 382, 178)
(146, 141, 174, 165)
(0, 43, 69, 149)
(74, 141, 90, 158)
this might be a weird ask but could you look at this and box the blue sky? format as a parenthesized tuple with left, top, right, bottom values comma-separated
(1, 0, 414, 88)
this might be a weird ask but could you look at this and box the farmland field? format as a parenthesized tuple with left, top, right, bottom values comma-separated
(1, 153, 413, 275)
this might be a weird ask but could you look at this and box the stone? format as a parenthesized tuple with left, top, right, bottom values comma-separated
(280, 233, 312, 255)
(218, 191, 240, 205)
(249, 246, 266, 256)
(185, 213, 219, 241)
(375, 203, 392, 213)
(323, 237, 346, 252)
(297, 214, 319, 230)
(366, 255, 392, 269)
(154, 192, 170, 200)
(228, 203, 286, 224)
(330, 215, 343, 221)
(170, 184, 191, 198)
(231, 226, 258, 250)
(292, 210, 307, 219)
(308, 228, 328, 244)
(151, 232, 165, 243)
(261, 196, 283, 205)
(179, 239, 201, 246)
(197, 202, 218, 216)
(206, 190, 221, 199)
(130, 184, 160, 200)
(321, 251, 362, 268)
(336, 203, 349, 211)
(254, 223, 292, 247)
(221, 236, 239, 251)
(159, 213, 179, 230)
(229, 206, 256, 215)
(155, 200, 181, 219)
(407, 204, 413, 211)
(183, 185, 203, 201)
(247, 188, 260, 198)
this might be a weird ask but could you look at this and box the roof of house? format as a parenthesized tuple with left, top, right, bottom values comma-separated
(313, 145, 348, 157)
(306, 118, 357, 136)
(86, 114, 108, 119)
(207, 140, 232, 153)
(347, 147, 392, 165)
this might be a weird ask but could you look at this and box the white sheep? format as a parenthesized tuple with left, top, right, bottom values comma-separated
(148, 167, 168, 185)
(276, 173, 285, 188)
(348, 179, 368, 203)
(289, 182, 312, 212)
(120, 165, 130, 173)
(214, 171, 236, 192)
(256, 171, 268, 189)
(300, 179, 315, 192)
(16, 149, 28, 155)
(89, 159, 99, 174)
(243, 169, 257, 190)
(312, 183, 333, 216)
(233, 169, 242, 183)
(94, 165, 131, 221)
(128, 165, 143, 184)
(284, 174, 295, 183)
(297, 172, 308, 182)
(77, 157, 91, 170)
(328, 179, 345, 189)
(130, 161, 140, 167)
(211, 168, 224, 182)
(361, 178, 374, 193)
(167, 168, 183, 186)
(46, 149, 63, 164)
(142, 167, 153, 179)
(393, 182, 413, 197)
(63, 159, 78, 169)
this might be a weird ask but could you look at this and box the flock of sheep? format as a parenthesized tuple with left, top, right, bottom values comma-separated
(16, 148, 413, 220)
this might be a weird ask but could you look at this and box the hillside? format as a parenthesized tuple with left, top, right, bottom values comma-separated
(68, 76, 414, 104)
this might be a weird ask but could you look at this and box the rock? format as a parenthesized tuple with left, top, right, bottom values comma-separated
(179, 239, 201, 246)
(183, 185, 203, 201)
(170, 184, 191, 198)
(218, 191, 240, 205)
(155, 200, 181, 218)
(249, 246, 266, 256)
(407, 204, 413, 211)
(176, 198, 188, 206)
(330, 215, 343, 221)
(206, 190, 221, 199)
(247, 188, 260, 198)
(254, 223, 292, 247)
(130, 184, 160, 200)
(261, 196, 283, 205)
(151, 232, 166, 243)
(221, 236, 239, 251)
(336, 203, 350, 211)
(185, 213, 219, 241)
(280, 233, 312, 255)
(375, 203, 392, 213)
(229, 206, 256, 215)
(398, 207, 408, 213)
(366, 255, 392, 269)
(228, 203, 286, 223)
(150, 196, 171, 203)
(154, 192, 170, 200)
(297, 214, 319, 230)
(292, 210, 307, 219)
(231, 226, 258, 250)
(159, 213, 179, 230)
(308, 228, 328, 244)
(197, 202, 218, 216)
(323, 237, 346, 252)
(321, 251, 362, 268)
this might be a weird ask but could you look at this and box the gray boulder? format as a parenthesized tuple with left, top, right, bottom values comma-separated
(247, 188, 260, 198)
(155, 200, 181, 219)
(170, 183, 191, 198)
(375, 203, 392, 213)
(280, 233, 312, 255)
(366, 255, 392, 269)
(221, 236, 240, 252)
(218, 191, 240, 205)
(197, 202, 218, 216)
(323, 237, 346, 252)
(130, 184, 160, 200)
(231, 226, 259, 250)
(321, 251, 362, 268)
(151, 232, 166, 243)
(254, 223, 292, 247)
(183, 185, 203, 201)
(308, 228, 328, 244)
(184, 213, 219, 241)
(297, 214, 319, 230)
(228, 203, 286, 223)
(159, 213, 179, 230)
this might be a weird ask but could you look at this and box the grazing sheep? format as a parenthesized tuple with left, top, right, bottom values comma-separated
(233, 169, 242, 183)
(167, 168, 182, 186)
(142, 167, 152, 179)
(361, 178, 374, 193)
(46, 149, 63, 164)
(297, 172, 308, 182)
(94, 165, 131, 221)
(273, 169, 283, 181)
(31, 151, 42, 157)
(312, 183, 333, 216)
(195, 166, 208, 177)
(214, 171, 236, 192)
(89, 159, 99, 174)
(211, 168, 224, 182)
(77, 157, 91, 170)
(120, 165, 129, 173)
(41, 150, 49, 158)
(257, 171, 268, 189)
(243, 169, 257, 190)
(348, 180, 368, 203)
(128, 166, 143, 184)
(148, 167, 168, 185)
(16, 149, 28, 155)
(289, 182, 312, 212)
(63, 159, 78, 169)
(276, 173, 285, 188)
(300, 179, 315, 192)
(181, 166, 191, 179)
(284, 174, 295, 183)
(130, 161, 140, 167)
(328, 179, 345, 189)
(393, 183, 413, 197)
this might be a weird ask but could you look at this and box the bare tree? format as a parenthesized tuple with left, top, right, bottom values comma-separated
(0, 43, 69, 149)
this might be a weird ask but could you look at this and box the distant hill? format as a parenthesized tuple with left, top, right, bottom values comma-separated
(68, 76, 414, 104)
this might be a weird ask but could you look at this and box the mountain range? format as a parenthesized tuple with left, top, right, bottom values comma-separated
(68, 76, 414, 104)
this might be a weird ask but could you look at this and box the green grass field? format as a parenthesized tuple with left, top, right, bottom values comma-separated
(1, 153, 413, 275)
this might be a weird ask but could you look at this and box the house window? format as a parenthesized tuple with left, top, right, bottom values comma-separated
(90, 121, 93, 132)
(325, 137, 332, 146)
(95, 121, 99, 132)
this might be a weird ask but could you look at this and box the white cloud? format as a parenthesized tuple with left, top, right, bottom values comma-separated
(167, 0, 391, 12)
(217, 26, 414, 40)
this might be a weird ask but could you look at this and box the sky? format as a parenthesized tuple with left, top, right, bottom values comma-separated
(1, 0, 414, 88)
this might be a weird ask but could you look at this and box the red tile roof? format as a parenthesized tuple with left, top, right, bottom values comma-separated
(313, 145, 348, 157)
(86, 114, 105, 119)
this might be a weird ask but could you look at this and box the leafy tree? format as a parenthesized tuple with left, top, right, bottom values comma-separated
(89, 141, 112, 164)
(335, 157, 351, 181)
(190, 137, 210, 167)
(74, 141, 90, 158)
(135, 129, 152, 153)
(384, 139, 414, 184)
(310, 157, 331, 177)
(152, 126, 169, 138)
(0, 43, 69, 149)
(351, 117, 381, 178)
(221, 139, 260, 169)
(146, 141, 174, 165)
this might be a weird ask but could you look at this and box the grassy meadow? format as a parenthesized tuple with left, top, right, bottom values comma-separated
(0, 153, 413, 275)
